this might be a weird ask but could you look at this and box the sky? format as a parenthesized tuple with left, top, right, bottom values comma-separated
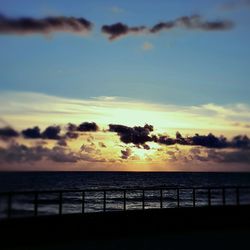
(0, 0, 250, 171)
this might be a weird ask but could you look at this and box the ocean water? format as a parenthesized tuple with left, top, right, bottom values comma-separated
(0, 172, 250, 218)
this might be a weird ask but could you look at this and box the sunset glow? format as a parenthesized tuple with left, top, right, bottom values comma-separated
(0, 0, 250, 171)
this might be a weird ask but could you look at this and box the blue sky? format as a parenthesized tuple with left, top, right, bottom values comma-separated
(0, 0, 250, 105)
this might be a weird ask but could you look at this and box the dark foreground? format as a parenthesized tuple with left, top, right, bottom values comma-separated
(0, 206, 250, 250)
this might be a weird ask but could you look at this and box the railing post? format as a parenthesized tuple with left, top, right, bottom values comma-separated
(7, 193, 12, 219)
(82, 191, 85, 213)
(123, 190, 126, 211)
(193, 188, 196, 208)
(103, 191, 106, 212)
(222, 188, 226, 206)
(34, 192, 38, 216)
(208, 188, 211, 207)
(160, 189, 163, 209)
(177, 188, 180, 208)
(59, 191, 63, 215)
(142, 189, 145, 210)
(236, 187, 240, 206)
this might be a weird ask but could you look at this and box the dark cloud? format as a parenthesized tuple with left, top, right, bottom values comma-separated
(42, 126, 61, 140)
(102, 15, 233, 40)
(101, 22, 146, 40)
(190, 133, 250, 149)
(67, 123, 78, 132)
(157, 132, 250, 150)
(0, 14, 92, 36)
(77, 122, 99, 132)
(0, 127, 19, 138)
(157, 135, 176, 146)
(67, 122, 99, 132)
(121, 147, 132, 159)
(191, 133, 228, 148)
(63, 123, 79, 139)
(22, 126, 41, 139)
(231, 135, 250, 149)
(109, 124, 155, 146)
(150, 15, 233, 33)
(108, 124, 250, 150)
(157, 132, 190, 146)
(65, 131, 79, 139)
(150, 21, 175, 33)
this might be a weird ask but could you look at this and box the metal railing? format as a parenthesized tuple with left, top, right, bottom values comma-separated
(0, 186, 250, 219)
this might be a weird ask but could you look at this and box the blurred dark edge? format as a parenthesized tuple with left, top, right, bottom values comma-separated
(0, 205, 250, 250)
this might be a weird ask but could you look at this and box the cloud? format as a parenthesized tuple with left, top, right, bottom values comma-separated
(121, 147, 132, 159)
(101, 22, 146, 40)
(102, 15, 234, 40)
(65, 131, 79, 139)
(231, 135, 250, 148)
(191, 133, 228, 148)
(0, 13, 233, 41)
(0, 127, 19, 139)
(0, 142, 108, 164)
(0, 143, 78, 163)
(2, 115, 250, 151)
(77, 122, 99, 132)
(20, 125, 78, 140)
(42, 125, 61, 140)
(142, 42, 154, 51)
(22, 126, 41, 139)
(67, 123, 78, 132)
(66, 122, 99, 132)
(157, 135, 176, 146)
(149, 15, 233, 33)
(0, 14, 92, 36)
(109, 124, 155, 147)
(157, 132, 250, 149)
(4, 122, 98, 142)
(189, 147, 250, 165)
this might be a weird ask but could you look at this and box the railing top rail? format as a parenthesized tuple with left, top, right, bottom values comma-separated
(0, 185, 250, 196)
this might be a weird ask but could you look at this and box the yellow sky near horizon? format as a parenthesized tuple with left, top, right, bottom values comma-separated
(1, 91, 250, 137)
(0, 91, 250, 171)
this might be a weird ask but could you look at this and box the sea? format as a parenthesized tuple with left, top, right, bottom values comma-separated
(0, 172, 250, 219)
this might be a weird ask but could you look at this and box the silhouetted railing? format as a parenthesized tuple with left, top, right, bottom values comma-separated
(0, 186, 250, 219)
